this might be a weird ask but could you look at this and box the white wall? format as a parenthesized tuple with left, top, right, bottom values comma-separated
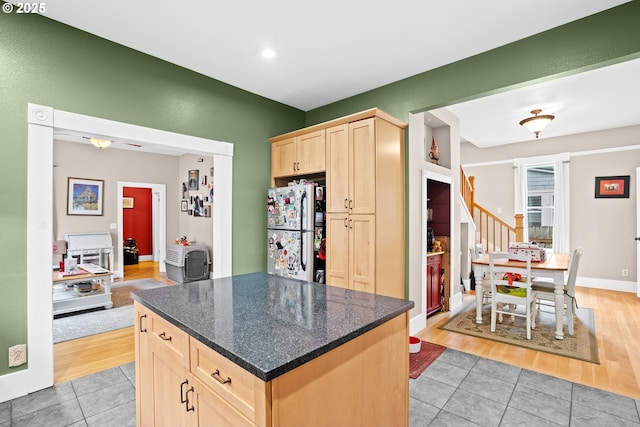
(462, 124, 640, 291)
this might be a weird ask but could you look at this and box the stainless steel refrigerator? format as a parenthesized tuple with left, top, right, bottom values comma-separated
(267, 183, 325, 281)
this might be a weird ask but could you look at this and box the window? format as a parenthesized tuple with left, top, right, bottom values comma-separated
(525, 165, 555, 248)
(514, 154, 570, 254)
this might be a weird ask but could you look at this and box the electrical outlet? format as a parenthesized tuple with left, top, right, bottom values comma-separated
(8, 344, 27, 367)
(622, 269, 629, 277)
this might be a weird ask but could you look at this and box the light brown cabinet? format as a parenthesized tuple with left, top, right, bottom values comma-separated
(426, 253, 444, 316)
(271, 129, 325, 178)
(270, 109, 406, 299)
(135, 303, 254, 427)
(135, 300, 410, 427)
(325, 213, 375, 294)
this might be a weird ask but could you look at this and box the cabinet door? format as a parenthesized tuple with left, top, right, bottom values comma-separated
(426, 256, 442, 315)
(325, 124, 349, 213)
(136, 302, 192, 427)
(271, 137, 297, 178)
(325, 213, 349, 289)
(190, 375, 255, 427)
(151, 343, 192, 427)
(296, 129, 325, 175)
(349, 119, 376, 214)
(349, 214, 375, 294)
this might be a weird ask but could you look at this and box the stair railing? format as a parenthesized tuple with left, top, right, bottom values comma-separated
(461, 167, 524, 252)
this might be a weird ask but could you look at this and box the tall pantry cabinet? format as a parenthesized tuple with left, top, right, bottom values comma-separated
(270, 109, 406, 299)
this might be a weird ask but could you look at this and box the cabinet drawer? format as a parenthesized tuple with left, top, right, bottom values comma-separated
(190, 338, 262, 424)
(146, 310, 189, 364)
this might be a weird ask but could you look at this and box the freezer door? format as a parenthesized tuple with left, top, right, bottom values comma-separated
(267, 184, 314, 231)
(267, 229, 314, 281)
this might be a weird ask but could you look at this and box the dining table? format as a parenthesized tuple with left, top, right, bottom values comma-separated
(472, 253, 570, 339)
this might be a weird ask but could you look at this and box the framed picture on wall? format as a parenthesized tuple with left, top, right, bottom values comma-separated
(123, 197, 134, 208)
(67, 177, 104, 215)
(595, 175, 629, 198)
(181, 200, 188, 212)
(188, 170, 199, 190)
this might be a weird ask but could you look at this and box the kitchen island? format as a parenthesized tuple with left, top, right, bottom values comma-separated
(132, 272, 414, 427)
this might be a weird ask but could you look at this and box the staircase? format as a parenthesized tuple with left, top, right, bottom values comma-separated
(460, 167, 523, 252)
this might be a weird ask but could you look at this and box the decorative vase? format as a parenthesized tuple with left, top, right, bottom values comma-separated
(428, 137, 440, 165)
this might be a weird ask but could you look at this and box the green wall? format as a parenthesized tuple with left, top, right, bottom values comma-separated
(1, 2, 639, 378)
(0, 8, 304, 375)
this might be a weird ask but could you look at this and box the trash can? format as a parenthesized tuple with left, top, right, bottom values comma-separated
(123, 238, 139, 265)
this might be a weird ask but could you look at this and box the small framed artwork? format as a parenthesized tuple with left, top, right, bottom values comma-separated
(67, 177, 104, 216)
(188, 170, 199, 190)
(201, 175, 207, 186)
(181, 200, 188, 212)
(203, 205, 211, 218)
(595, 175, 629, 198)
(122, 197, 134, 209)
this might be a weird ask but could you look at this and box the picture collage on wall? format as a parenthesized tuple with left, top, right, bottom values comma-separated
(181, 167, 214, 217)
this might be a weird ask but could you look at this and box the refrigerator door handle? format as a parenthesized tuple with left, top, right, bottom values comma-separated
(299, 190, 307, 272)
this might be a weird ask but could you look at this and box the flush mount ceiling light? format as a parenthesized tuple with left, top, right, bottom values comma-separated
(89, 137, 112, 149)
(519, 109, 555, 139)
(261, 48, 276, 59)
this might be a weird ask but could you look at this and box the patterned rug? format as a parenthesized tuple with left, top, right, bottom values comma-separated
(439, 303, 599, 364)
(409, 341, 447, 379)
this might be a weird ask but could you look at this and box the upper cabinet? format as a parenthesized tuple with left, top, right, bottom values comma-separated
(271, 129, 325, 178)
(326, 120, 376, 214)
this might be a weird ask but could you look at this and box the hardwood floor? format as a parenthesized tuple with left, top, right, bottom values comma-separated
(54, 264, 640, 400)
(53, 261, 173, 384)
(419, 286, 640, 400)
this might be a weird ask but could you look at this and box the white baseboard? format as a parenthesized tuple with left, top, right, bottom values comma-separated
(577, 276, 636, 293)
(410, 312, 426, 336)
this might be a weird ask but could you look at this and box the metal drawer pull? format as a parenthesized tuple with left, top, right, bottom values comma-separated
(211, 369, 232, 385)
(180, 380, 188, 403)
(159, 332, 172, 341)
(344, 198, 348, 208)
(185, 385, 195, 412)
(139, 314, 147, 333)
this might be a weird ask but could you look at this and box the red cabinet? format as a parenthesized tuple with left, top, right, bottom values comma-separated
(426, 253, 443, 316)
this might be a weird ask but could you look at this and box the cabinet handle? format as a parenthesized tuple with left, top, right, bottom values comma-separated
(343, 217, 348, 228)
(139, 314, 147, 333)
(211, 369, 232, 385)
(159, 332, 172, 341)
(348, 199, 353, 210)
(344, 198, 348, 209)
(180, 379, 188, 403)
(349, 218, 353, 229)
(185, 385, 195, 412)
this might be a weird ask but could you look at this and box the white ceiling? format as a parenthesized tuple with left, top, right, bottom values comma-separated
(28, 0, 638, 148)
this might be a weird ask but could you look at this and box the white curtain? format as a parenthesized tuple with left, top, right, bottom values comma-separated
(514, 153, 570, 253)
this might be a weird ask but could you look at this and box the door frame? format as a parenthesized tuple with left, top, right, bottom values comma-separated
(118, 181, 167, 277)
(11, 103, 233, 402)
(637, 166, 640, 297)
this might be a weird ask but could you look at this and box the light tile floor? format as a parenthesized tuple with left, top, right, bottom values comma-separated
(2, 349, 640, 426)
(410, 348, 640, 426)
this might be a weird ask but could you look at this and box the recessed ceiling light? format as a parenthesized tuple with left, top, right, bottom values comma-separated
(261, 48, 276, 59)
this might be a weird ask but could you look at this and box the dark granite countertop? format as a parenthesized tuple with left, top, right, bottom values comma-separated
(132, 272, 414, 382)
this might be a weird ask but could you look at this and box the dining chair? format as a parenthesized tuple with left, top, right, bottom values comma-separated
(532, 248, 582, 336)
(489, 252, 537, 340)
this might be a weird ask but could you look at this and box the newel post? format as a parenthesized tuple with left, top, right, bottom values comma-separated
(514, 214, 524, 242)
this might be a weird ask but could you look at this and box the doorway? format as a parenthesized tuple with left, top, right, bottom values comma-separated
(118, 182, 167, 278)
(19, 103, 234, 401)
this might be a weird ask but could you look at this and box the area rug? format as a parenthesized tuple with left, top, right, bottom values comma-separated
(53, 278, 168, 343)
(110, 278, 169, 308)
(440, 303, 599, 364)
(410, 341, 447, 379)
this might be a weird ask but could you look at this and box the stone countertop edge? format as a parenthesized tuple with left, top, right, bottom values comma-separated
(131, 274, 414, 382)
